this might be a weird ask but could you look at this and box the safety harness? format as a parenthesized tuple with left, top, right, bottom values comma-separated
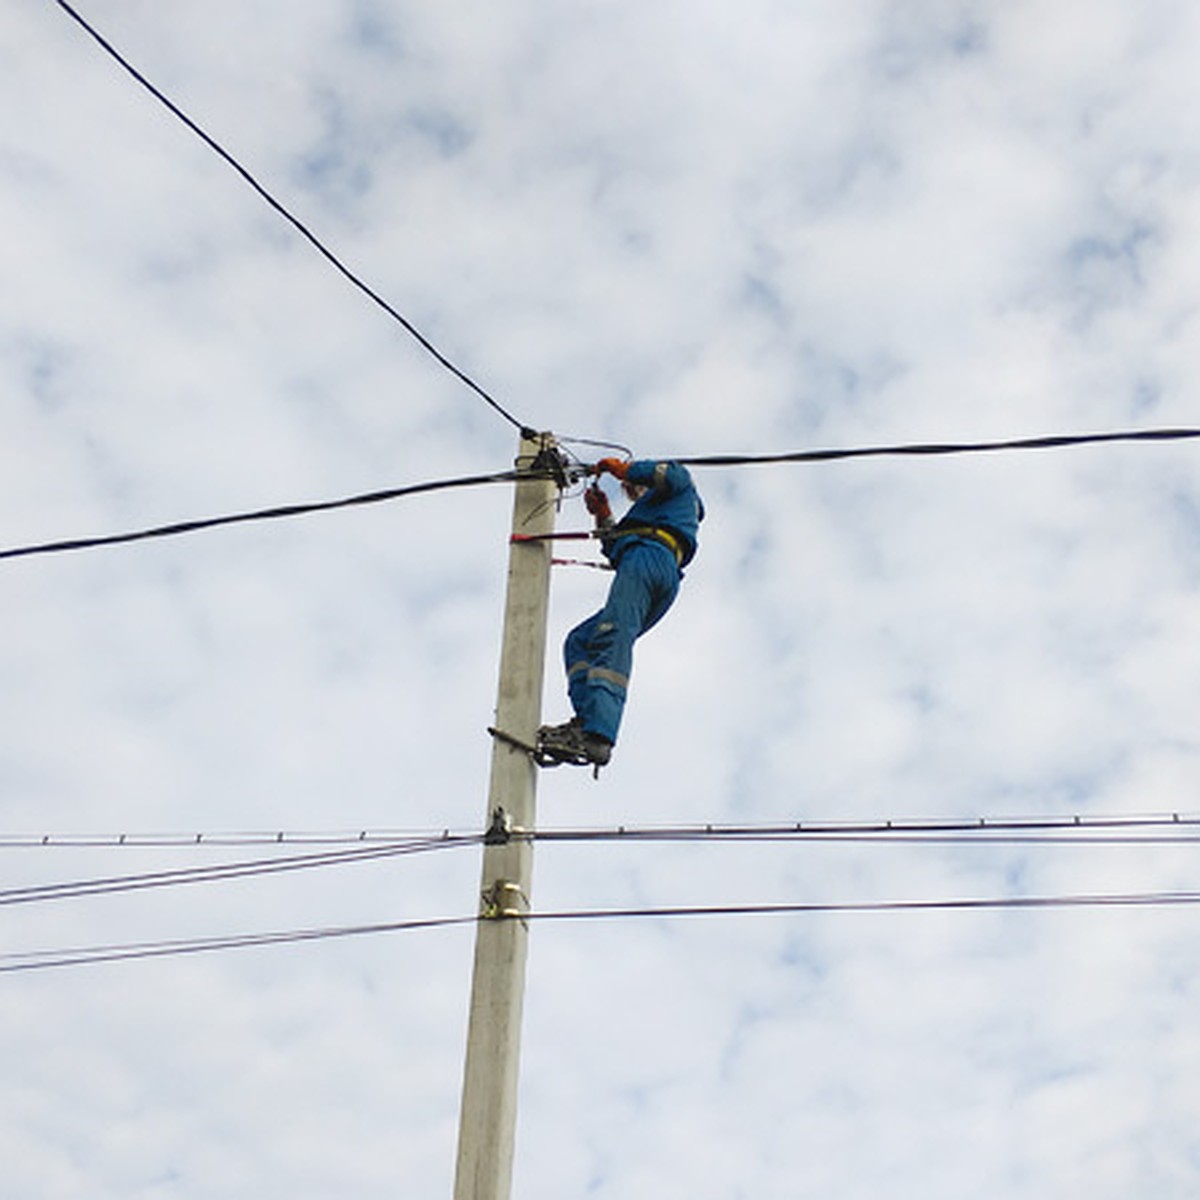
(606, 524, 686, 567)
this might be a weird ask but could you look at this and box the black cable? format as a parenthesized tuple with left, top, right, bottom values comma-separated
(46, 12, 1200, 464)
(53, 0, 535, 438)
(8, 425, 1197, 563)
(0, 467, 526, 561)
(672, 427, 1200, 468)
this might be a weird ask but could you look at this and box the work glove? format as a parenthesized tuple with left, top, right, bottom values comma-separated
(595, 456, 630, 480)
(583, 483, 612, 524)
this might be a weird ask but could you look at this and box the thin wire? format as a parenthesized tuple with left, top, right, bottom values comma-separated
(523, 890, 1200, 924)
(53, 0, 534, 437)
(556, 436, 634, 464)
(0, 835, 479, 908)
(4, 886, 1199, 973)
(672, 427, 1200, 468)
(0, 467, 527, 561)
(524, 813, 1200, 846)
(0, 828, 471, 848)
(0, 913, 476, 974)
(2, 812, 1198, 849)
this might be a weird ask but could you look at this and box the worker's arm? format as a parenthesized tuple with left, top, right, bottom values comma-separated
(621, 459, 692, 496)
(583, 482, 613, 530)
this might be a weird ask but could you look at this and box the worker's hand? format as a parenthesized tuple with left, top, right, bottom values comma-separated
(595, 457, 630, 480)
(583, 483, 612, 524)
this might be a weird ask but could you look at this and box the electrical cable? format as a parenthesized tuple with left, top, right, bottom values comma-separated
(524, 889, 1200, 922)
(0, 834, 479, 909)
(0, 828, 471, 848)
(53, 0, 534, 437)
(2, 812, 1197, 849)
(42, 14, 1200, 487)
(524, 812, 1200, 846)
(52, 4, 1200, 458)
(0, 913, 476, 974)
(0, 467, 528, 561)
(670, 427, 1200, 468)
(556, 436, 635, 464)
(6, 425, 1197, 563)
(4, 885, 1199, 973)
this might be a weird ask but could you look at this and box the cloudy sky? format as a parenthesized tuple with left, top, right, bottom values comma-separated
(4, 1, 1200, 1196)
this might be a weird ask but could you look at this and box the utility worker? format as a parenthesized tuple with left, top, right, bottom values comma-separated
(538, 456, 704, 770)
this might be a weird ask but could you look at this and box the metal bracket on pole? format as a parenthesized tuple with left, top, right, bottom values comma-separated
(527, 441, 572, 490)
(483, 807, 512, 846)
(479, 880, 528, 923)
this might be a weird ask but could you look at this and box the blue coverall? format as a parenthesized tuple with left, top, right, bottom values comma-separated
(565, 460, 703, 746)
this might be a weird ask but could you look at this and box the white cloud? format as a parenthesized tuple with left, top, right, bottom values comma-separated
(3, 1, 1200, 1196)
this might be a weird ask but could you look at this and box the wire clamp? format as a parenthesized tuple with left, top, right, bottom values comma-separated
(527, 441, 573, 490)
(480, 879, 528, 921)
(484, 807, 512, 846)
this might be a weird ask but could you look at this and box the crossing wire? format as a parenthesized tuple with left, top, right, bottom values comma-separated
(4, 886, 1200, 973)
(53, 0, 534, 438)
(43, 19, 1200, 482)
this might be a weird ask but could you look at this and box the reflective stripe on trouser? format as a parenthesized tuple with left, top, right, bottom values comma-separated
(563, 540, 680, 745)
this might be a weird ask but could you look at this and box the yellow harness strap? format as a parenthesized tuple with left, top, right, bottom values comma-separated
(612, 525, 684, 566)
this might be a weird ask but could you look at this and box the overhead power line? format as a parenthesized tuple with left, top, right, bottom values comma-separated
(50, 13, 1200, 464)
(0, 467, 526, 561)
(525, 890, 1200, 923)
(4, 427, 1196, 563)
(673, 427, 1200, 468)
(5, 885, 1200, 973)
(0, 834, 478, 909)
(0, 913, 476, 974)
(527, 812, 1200, 846)
(3, 811, 1198, 849)
(53, 0, 533, 437)
(0, 827, 472, 848)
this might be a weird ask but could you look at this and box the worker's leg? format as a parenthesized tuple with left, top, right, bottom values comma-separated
(571, 543, 679, 745)
(564, 610, 603, 720)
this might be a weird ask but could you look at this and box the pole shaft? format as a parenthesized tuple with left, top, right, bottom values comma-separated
(453, 433, 556, 1200)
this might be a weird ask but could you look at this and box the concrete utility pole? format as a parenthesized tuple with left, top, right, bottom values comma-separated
(453, 431, 559, 1200)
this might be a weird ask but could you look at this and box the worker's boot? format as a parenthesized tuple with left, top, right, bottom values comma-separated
(536, 718, 589, 765)
(582, 733, 612, 767)
(537, 719, 612, 773)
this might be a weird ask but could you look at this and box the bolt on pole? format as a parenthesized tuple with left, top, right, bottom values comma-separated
(453, 431, 558, 1200)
